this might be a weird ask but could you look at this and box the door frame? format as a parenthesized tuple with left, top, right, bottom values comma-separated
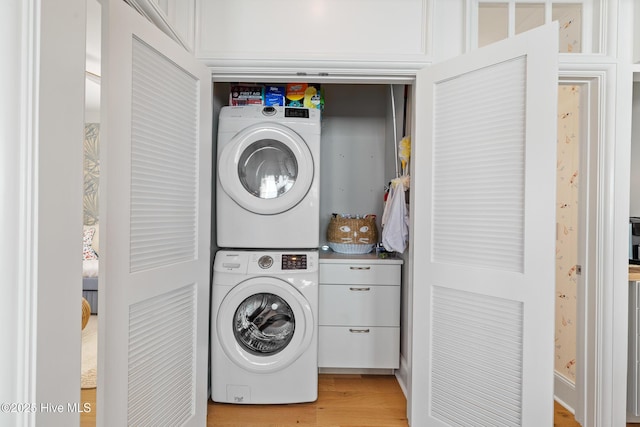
(554, 71, 604, 425)
(3, 0, 86, 425)
(11, 2, 632, 427)
(556, 63, 629, 426)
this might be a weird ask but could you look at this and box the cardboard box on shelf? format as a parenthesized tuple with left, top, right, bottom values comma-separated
(229, 85, 264, 106)
(265, 86, 285, 106)
(285, 83, 323, 110)
(227, 83, 324, 110)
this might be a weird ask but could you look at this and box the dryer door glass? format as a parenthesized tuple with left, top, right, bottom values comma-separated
(233, 292, 295, 355)
(238, 139, 298, 199)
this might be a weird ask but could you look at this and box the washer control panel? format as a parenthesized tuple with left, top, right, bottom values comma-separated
(216, 251, 317, 274)
(281, 254, 307, 270)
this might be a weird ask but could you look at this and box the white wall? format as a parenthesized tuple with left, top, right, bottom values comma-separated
(319, 84, 390, 246)
(85, 0, 101, 123)
(85, 77, 101, 124)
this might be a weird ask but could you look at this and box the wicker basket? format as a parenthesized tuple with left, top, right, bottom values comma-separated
(327, 214, 378, 254)
(82, 297, 91, 330)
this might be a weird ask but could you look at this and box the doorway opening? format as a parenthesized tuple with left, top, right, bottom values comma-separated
(555, 76, 602, 427)
(80, 0, 102, 424)
(554, 83, 582, 410)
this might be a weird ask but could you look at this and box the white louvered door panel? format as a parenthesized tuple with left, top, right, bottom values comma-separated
(432, 57, 526, 273)
(410, 24, 558, 426)
(99, 1, 212, 426)
(129, 37, 200, 273)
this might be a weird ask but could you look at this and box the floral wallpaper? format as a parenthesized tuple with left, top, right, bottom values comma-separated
(555, 85, 580, 382)
(554, 4, 582, 54)
(478, 3, 582, 53)
(84, 123, 100, 226)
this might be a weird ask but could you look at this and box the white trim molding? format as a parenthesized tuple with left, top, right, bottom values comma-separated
(395, 354, 410, 399)
(2, 1, 87, 426)
(1, 1, 39, 425)
(555, 372, 578, 414)
(558, 61, 630, 427)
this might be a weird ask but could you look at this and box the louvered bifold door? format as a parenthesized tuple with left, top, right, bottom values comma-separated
(98, 1, 212, 426)
(409, 24, 558, 426)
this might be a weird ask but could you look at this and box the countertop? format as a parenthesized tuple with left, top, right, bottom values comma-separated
(319, 248, 404, 265)
(320, 257, 640, 277)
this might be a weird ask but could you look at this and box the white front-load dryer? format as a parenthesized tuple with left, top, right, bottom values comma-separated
(216, 105, 321, 249)
(211, 250, 318, 404)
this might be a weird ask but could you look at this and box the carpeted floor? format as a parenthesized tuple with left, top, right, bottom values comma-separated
(81, 314, 97, 389)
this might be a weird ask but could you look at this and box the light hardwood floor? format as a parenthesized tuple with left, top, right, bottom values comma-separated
(208, 374, 407, 427)
(80, 375, 635, 426)
(80, 388, 96, 427)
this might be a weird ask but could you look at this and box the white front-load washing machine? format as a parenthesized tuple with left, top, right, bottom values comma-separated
(216, 105, 321, 249)
(211, 249, 318, 404)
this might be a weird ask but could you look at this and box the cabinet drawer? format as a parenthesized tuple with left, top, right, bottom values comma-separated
(319, 284, 400, 326)
(320, 263, 400, 286)
(318, 326, 399, 369)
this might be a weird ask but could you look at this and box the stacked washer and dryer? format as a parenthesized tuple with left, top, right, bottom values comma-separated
(211, 105, 322, 404)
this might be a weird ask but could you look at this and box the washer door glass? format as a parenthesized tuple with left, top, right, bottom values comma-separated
(238, 140, 298, 200)
(215, 276, 314, 373)
(234, 292, 295, 355)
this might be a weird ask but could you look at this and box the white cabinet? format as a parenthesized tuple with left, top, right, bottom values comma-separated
(318, 253, 402, 370)
(194, 0, 430, 72)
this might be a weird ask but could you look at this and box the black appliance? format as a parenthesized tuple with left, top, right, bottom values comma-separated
(631, 217, 640, 265)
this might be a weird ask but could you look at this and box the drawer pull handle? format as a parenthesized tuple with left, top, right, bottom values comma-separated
(349, 266, 371, 270)
(349, 287, 371, 291)
(349, 328, 370, 334)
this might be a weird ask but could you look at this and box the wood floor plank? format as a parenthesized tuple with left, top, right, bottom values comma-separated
(553, 401, 579, 427)
(80, 388, 96, 427)
(82, 376, 633, 426)
(209, 401, 318, 426)
(317, 405, 408, 427)
(208, 374, 408, 427)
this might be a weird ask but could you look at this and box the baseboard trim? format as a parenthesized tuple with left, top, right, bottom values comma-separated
(395, 354, 409, 399)
(318, 367, 395, 375)
(554, 371, 576, 414)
